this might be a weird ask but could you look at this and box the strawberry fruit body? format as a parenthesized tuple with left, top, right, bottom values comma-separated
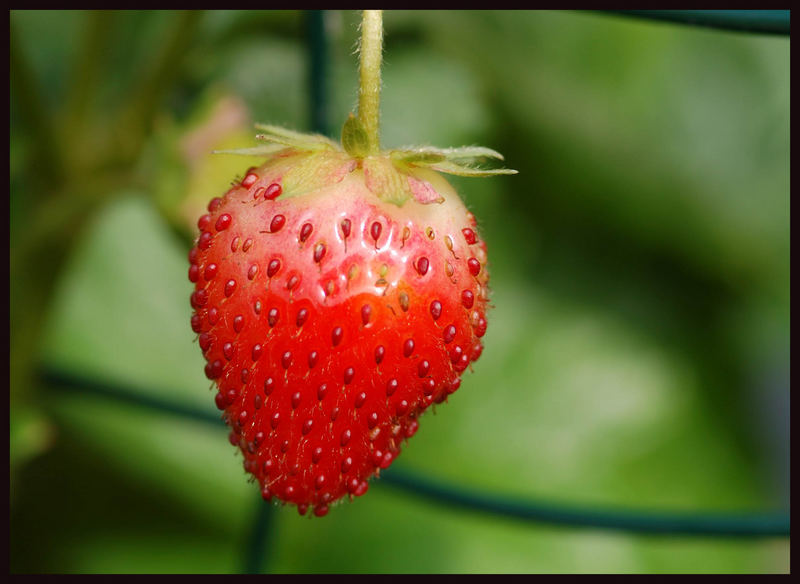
(189, 128, 508, 517)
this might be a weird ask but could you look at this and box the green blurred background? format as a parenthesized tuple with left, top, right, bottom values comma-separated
(10, 10, 789, 573)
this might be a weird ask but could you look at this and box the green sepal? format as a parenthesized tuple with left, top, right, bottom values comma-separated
(363, 156, 412, 206)
(341, 113, 370, 159)
(390, 145, 517, 177)
(281, 150, 357, 198)
(254, 123, 340, 151)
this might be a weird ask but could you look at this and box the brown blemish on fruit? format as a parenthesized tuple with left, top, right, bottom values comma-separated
(398, 291, 409, 312)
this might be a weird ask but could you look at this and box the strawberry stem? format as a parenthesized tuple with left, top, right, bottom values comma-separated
(357, 10, 383, 156)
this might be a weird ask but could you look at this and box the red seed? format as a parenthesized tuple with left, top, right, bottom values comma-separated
(313, 242, 326, 263)
(430, 300, 442, 321)
(215, 213, 232, 231)
(265, 183, 282, 200)
(198, 232, 213, 250)
(233, 315, 244, 333)
(354, 391, 367, 408)
(223, 342, 234, 360)
(341, 218, 351, 238)
(299, 222, 313, 243)
(370, 221, 382, 242)
(462, 228, 477, 245)
(242, 173, 258, 188)
(267, 258, 281, 278)
(204, 263, 218, 281)
(467, 257, 481, 276)
(270, 215, 286, 233)
(224, 279, 237, 297)
(416, 256, 429, 276)
(207, 197, 222, 213)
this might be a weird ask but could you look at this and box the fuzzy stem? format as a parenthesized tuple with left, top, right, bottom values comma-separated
(357, 10, 383, 156)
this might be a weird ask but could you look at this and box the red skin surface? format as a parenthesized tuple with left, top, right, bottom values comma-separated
(189, 152, 489, 516)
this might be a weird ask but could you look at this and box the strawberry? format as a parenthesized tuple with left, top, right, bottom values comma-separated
(188, 123, 513, 517)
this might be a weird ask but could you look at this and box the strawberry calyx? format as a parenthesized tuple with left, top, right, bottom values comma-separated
(214, 122, 517, 207)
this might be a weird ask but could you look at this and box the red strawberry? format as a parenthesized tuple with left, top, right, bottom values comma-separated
(188, 125, 513, 516)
